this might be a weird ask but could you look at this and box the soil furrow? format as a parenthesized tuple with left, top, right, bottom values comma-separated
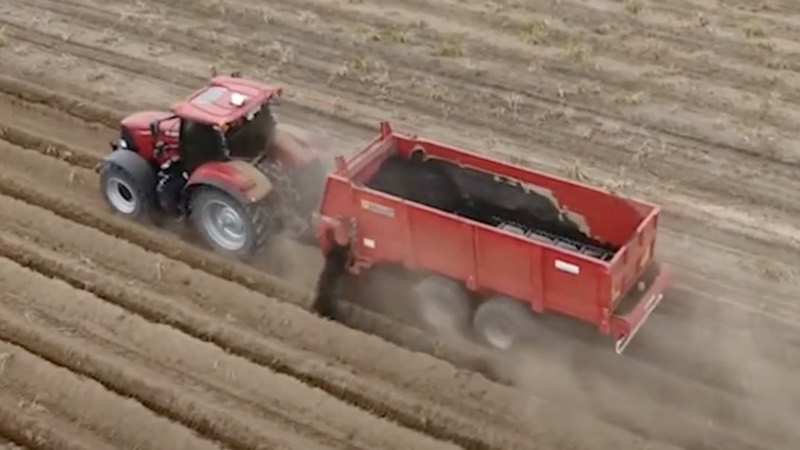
(242, 1, 800, 208)
(0, 301, 327, 450)
(0, 339, 225, 450)
(260, 0, 800, 142)
(0, 389, 112, 450)
(0, 257, 458, 450)
(0, 73, 123, 128)
(0, 11, 371, 139)
(0, 437, 27, 450)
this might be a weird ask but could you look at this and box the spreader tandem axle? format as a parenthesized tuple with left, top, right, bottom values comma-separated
(311, 123, 670, 354)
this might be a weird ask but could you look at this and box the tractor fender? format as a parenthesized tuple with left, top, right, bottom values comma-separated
(102, 148, 156, 188)
(183, 160, 273, 207)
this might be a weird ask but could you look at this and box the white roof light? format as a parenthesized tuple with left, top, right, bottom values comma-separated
(230, 92, 247, 106)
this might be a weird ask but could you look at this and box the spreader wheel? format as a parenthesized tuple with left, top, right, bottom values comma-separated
(188, 187, 271, 261)
(413, 276, 472, 336)
(99, 162, 155, 222)
(473, 296, 536, 351)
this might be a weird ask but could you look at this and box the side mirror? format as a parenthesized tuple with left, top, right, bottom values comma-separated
(149, 120, 159, 138)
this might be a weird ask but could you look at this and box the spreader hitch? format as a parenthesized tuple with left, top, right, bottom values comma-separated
(311, 242, 349, 320)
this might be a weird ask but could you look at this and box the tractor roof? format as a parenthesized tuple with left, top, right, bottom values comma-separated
(171, 76, 281, 126)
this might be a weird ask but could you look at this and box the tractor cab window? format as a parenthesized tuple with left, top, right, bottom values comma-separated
(224, 101, 276, 160)
(178, 119, 228, 174)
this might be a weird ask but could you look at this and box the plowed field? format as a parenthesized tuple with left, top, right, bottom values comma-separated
(0, 0, 798, 449)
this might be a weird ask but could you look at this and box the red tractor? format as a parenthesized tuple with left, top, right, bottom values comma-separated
(99, 75, 328, 259)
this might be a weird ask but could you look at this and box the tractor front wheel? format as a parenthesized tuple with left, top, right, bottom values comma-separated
(99, 163, 155, 222)
(188, 187, 270, 261)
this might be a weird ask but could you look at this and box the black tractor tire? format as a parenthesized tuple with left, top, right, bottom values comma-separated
(187, 187, 271, 261)
(99, 162, 156, 223)
(413, 276, 472, 335)
(472, 296, 537, 351)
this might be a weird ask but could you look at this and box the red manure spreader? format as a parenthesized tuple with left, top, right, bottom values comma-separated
(313, 123, 671, 354)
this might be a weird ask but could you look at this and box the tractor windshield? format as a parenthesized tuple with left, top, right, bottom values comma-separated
(224, 102, 276, 160)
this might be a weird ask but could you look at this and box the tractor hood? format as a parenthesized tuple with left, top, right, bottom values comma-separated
(119, 111, 180, 161)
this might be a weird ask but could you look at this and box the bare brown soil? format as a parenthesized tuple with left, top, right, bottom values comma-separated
(0, 0, 798, 449)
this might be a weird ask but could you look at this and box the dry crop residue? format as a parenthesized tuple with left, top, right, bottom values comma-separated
(0, 0, 798, 449)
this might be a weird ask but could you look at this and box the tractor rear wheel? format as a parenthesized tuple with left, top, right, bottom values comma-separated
(413, 276, 472, 336)
(472, 296, 536, 351)
(99, 162, 155, 223)
(188, 187, 271, 261)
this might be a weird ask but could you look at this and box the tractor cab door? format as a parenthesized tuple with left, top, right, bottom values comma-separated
(179, 119, 229, 175)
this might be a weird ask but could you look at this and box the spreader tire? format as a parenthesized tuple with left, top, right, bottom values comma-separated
(413, 276, 472, 335)
(473, 296, 536, 351)
(188, 187, 271, 261)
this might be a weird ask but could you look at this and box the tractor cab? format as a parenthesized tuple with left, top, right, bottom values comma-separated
(104, 75, 326, 260)
(153, 75, 282, 174)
